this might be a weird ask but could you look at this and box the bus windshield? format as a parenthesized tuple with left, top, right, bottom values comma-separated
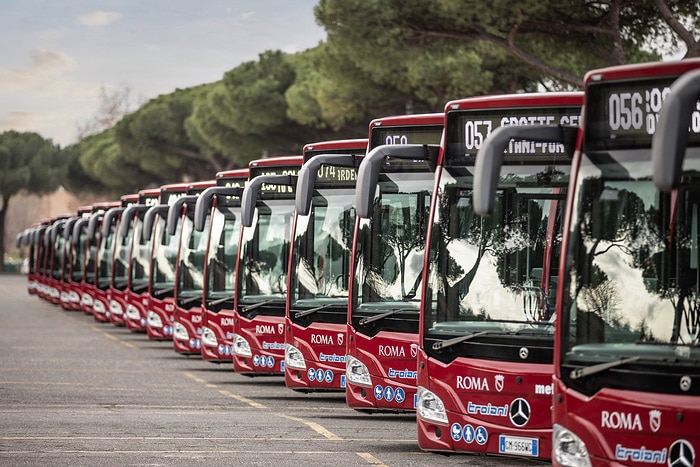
(205, 206, 240, 309)
(71, 229, 86, 283)
(151, 215, 180, 297)
(177, 214, 207, 306)
(561, 74, 700, 394)
(112, 220, 132, 290)
(238, 199, 294, 311)
(423, 165, 567, 362)
(130, 216, 151, 293)
(96, 224, 115, 290)
(352, 169, 433, 332)
(289, 187, 355, 323)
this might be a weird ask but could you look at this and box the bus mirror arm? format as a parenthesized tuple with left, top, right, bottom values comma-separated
(166, 195, 198, 236)
(652, 69, 700, 192)
(142, 205, 169, 242)
(296, 154, 358, 216)
(100, 208, 125, 239)
(241, 174, 296, 228)
(194, 186, 243, 232)
(118, 205, 149, 238)
(356, 144, 440, 219)
(474, 125, 575, 217)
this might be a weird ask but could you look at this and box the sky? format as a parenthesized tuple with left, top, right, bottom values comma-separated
(0, 0, 327, 147)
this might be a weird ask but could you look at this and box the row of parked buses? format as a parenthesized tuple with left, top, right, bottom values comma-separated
(17, 59, 700, 466)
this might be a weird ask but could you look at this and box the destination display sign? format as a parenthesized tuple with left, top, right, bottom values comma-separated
(447, 106, 582, 159)
(586, 76, 700, 150)
(371, 125, 443, 149)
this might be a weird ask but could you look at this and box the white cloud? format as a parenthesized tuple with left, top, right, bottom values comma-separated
(78, 11, 122, 27)
(241, 11, 255, 20)
(0, 49, 75, 92)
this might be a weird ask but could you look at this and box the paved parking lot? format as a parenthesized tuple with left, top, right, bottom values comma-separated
(0, 275, 543, 466)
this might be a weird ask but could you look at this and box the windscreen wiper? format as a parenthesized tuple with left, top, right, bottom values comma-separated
(569, 356, 641, 380)
(293, 303, 339, 319)
(358, 307, 415, 326)
(154, 286, 175, 295)
(241, 298, 284, 313)
(432, 330, 500, 351)
(179, 294, 203, 306)
(131, 283, 149, 293)
(207, 294, 234, 307)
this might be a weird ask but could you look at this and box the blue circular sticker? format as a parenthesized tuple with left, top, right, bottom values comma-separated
(450, 423, 463, 442)
(475, 426, 488, 446)
(373, 385, 383, 400)
(463, 424, 475, 444)
(395, 388, 405, 403)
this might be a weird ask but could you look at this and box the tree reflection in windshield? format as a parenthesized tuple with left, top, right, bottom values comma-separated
(568, 172, 700, 348)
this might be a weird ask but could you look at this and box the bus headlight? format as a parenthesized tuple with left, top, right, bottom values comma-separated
(69, 291, 80, 303)
(553, 424, 591, 467)
(126, 304, 140, 320)
(82, 293, 93, 307)
(346, 355, 372, 387)
(93, 300, 106, 314)
(173, 322, 188, 341)
(173, 321, 190, 341)
(232, 333, 252, 357)
(416, 386, 448, 424)
(109, 300, 123, 315)
(147, 311, 163, 328)
(285, 344, 306, 370)
(201, 327, 217, 347)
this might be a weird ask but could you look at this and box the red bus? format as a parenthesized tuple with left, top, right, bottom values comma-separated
(234, 156, 303, 375)
(171, 180, 216, 355)
(94, 204, 127, 322)
(143, 183, 190, 340)
(417, 93, 582, 459)
(479, 60, 700, 467)
(284, 139, 368, 391)
(193, 169, 249, 362)
(46, 214, 74, 305)
(346, 113, 443, 411)
(33, 218, 52, 301)
(108, 194, 140, 325)
(60, 206, 92, 310)
(81, 202, 119, 315)
(123, 188, 161, 331)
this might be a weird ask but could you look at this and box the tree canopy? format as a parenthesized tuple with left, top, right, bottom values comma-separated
(0, 130, 68, 265)
(63, 0, 699, 192)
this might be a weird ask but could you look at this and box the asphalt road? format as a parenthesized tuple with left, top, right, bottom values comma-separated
(0, 275, 545, 466)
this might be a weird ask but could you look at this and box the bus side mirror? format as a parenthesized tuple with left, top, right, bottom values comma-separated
(356, 144, 439, 219)
(474, 125, 577, 216)
(296, 154, 357, 216)
(194, 187, 243, 232)
(167, 195, 198, 236)
(652, 69, 700, 192)
(86, 213, 104, 245)
(63, 218, 78, 241)
(71, 219, 88, 246)
(241, 175, 295, 228)
(100, 208, 125, 240)
(142, 205, 169, 242)
(118, 205, 149, 239)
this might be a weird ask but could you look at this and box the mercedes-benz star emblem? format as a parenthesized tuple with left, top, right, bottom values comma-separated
(668, 439, 695, 467)
(509, 398, 531, 427)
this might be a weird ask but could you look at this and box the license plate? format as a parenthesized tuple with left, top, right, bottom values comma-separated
(498, 435, 539, 457)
